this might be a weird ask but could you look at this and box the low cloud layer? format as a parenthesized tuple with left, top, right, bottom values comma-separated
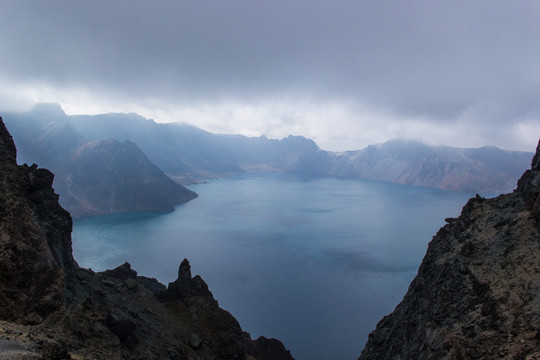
(0, 1, 539, 151)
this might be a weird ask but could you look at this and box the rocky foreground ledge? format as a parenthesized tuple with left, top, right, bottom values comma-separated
(358, 142, 540, 359)
(0, 117, 294, 359)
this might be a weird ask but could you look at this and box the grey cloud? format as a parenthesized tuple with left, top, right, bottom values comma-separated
(0, 1, 539, 134)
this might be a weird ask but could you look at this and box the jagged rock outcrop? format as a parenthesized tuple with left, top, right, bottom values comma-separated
(359, 141, 540, 359)
(64, 260, 248, 359)
(0, 117, 293, 359)
(244, 333, 295, 360)
(0, 119, 75, 324)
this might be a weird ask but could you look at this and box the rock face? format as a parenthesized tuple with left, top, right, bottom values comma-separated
(244, 333, 295, 360)
(56, 139, 197, 218)
(0, 119, 74, 324)
(358, 141, 540, 359)
(0, 117, 293, 359)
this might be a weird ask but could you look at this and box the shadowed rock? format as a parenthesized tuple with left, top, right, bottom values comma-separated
(0, 117, 75, 323)
(244, 333, 295, 360)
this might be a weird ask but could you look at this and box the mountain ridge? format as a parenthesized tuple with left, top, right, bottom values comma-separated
(340, 139, 531, 193)
(6, 104, 532, 197)
(68, 107, 534, 193)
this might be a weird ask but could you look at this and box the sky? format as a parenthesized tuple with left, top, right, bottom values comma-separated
(0, 1, 539, 152)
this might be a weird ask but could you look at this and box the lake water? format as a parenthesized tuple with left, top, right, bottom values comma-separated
(72, 173, 472, 360)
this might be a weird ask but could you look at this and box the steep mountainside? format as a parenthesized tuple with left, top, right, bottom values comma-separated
(340, 139, 531, 193)
(0, 117, 293, 360)
(0, 117, 74, 324)
(68, 109, 334, 182)
(56, 139, 197, 218)
(3, 105, 197, 217)
(46, 104, 530, 193)
(358, 141, 540, 359)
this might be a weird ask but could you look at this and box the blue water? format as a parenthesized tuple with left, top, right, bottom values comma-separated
(72, 173, 472, 360)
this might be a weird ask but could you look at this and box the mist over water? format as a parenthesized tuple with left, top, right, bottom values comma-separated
(72, 173, 472, 360)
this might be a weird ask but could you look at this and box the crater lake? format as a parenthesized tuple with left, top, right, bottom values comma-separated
(72, 173, 474, 360)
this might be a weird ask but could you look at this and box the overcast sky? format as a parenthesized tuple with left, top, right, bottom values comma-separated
(0, 1, 539, 151)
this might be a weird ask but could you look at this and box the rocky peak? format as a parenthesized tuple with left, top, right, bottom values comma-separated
(244, 333, 295, 360)
(103, 262, 137, 280)
(179, 258, 192, 279)
(0, 116, 76, 273)
(159, 259, 215, 304)
(532, 141, 540, 171)
(0, 118, 16, 161)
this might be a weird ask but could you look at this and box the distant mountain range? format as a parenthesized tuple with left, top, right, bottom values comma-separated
(3, 103, 533, 216)
(334, 140, 532, 193)
(64, 105, 532, 194)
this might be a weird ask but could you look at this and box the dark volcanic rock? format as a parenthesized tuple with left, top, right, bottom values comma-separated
(0, 118, 75, 323)
(159, 259, 215, 302)
(517, 141, 540, 222)
(156, 259, 246, 359)
(359, 141, 540, 359)
(0, 117, 294, 360)
(244, 333, 295, 360)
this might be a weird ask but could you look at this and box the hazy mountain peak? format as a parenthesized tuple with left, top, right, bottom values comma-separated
(4, 106, 534, 195)
(30, 102, 67, 118)
(281, 134, 319, 149)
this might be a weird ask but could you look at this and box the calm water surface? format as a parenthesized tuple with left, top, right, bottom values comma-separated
(72, 173, 472, 360)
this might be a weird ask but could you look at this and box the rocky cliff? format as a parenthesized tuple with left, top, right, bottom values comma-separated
(0, 117, 293, 359)
(358, 141, 540, 359)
